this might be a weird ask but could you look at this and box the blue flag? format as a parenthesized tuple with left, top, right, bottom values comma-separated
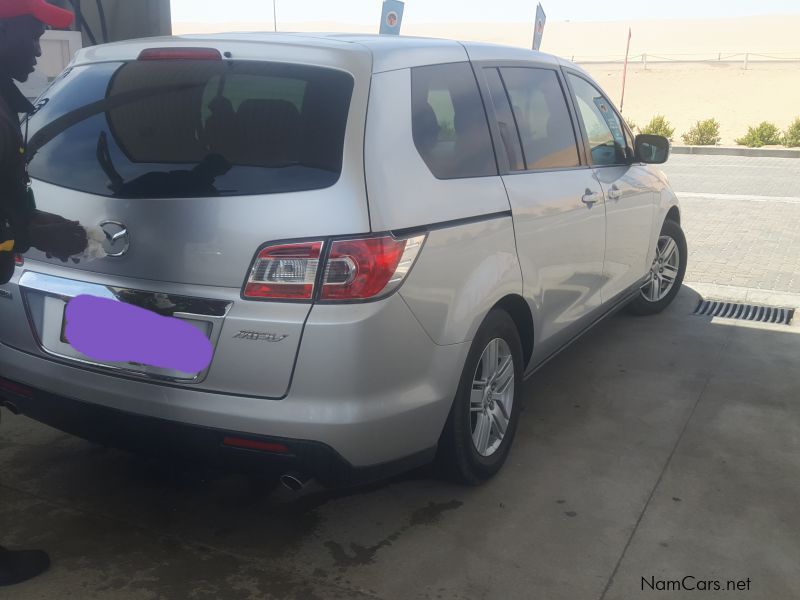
(379, 0, 404, 35)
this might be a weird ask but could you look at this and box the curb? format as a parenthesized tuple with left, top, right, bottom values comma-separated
(684, 282, 800, 310)
(672, 145, 800, 158)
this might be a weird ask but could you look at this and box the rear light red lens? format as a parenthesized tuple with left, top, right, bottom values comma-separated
(320, 234, 426, 301)
(14, 254, 23, 266)
(0, 377, 33, 398)
(222, 436, 289, 454)
(244, 241, 323, 300)
(138, 48, 222, 61)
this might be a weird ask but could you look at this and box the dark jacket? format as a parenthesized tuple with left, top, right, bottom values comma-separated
(0, 77, 36, 284)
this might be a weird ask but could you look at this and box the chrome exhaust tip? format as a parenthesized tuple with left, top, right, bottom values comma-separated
(280, 471, 311, 492)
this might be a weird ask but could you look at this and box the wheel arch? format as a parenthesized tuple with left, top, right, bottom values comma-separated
(666, 205, 681, 225)
(492, 294, 534, 371)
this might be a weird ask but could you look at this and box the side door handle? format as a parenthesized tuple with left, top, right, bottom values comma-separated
(607, 185, 622, 201)
(581, 189, 601, 208)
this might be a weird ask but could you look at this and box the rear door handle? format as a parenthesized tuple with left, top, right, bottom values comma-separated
(607, 185, 622, 201)
(581, 189, 601, 207)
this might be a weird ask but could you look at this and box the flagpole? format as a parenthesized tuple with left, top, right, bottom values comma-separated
(620, 27, 632, 111)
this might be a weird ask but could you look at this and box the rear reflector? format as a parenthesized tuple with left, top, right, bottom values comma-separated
(0, 378, 34, 399)
(244, 241, 323, 300)
(222, 436, 289, 454)
(138, 48, 222, 61)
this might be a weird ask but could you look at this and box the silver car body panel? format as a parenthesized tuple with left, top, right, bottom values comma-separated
(399, 216, 522, 346)
(501, 169, 607, 364)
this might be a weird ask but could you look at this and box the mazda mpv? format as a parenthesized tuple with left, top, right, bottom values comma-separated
(0, 34, 686, 487)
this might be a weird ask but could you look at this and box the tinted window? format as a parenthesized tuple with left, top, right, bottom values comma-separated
(567, 74, 628, 166)
(483, 68, 525, 171)
(499, 67, 579, 171)
(411, 62, 497, 179)
(26, 60, 354, 198)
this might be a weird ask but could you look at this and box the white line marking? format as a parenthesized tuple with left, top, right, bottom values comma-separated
(677, 192, 800, 204)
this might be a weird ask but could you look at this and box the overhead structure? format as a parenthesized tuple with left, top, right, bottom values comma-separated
(49, 0, 172, 46)
(21, 0, 172, 99)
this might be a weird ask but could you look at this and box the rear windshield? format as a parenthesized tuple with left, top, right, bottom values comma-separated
(26, 60, 354, 198)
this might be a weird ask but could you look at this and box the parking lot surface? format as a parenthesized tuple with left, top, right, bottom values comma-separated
(663, 155, 800, 294)
(2, 154, 799, 599)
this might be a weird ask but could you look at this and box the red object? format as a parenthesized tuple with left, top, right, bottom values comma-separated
(0, 0, 74, 29)
(244, 241, 323, 300)
(138, 48, 222, 61)
(620, 27, 632, 111)
(222, 436, 289, 454)
(14, 254, 24, 266)
(320, 236, 407, 300)
(0, 377, 34, 398)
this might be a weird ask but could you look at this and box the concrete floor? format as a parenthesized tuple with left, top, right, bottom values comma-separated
(1, 284, 798, 599)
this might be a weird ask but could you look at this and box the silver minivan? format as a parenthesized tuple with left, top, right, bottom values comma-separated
(0, 34, 686, 486)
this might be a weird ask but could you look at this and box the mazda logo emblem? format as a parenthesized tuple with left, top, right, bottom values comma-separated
(99, 221, 130, 257)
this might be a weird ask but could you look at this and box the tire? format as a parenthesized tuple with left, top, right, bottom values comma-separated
(627, 218, 687, 316)
(436, 309, 524, 485)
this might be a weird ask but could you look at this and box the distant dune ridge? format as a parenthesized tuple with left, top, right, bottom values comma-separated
(173, 16, 800, 145)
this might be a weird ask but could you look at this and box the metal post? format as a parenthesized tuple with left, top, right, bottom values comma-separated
(718, 52, 721, 61)
(620, 28, 632, 111)
(744, 53, 749, 70)
(273, 0, 277, 32)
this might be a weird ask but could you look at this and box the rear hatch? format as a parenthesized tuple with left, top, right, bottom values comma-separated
(1, 40, 372, 397)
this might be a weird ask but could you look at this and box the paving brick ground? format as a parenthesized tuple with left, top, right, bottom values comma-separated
(661, 155, 800, 295)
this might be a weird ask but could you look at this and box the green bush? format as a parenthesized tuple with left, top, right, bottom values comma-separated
(735, 121, 783, 147)
(783, 117, 800, 148)
(641, 115, 675, 140)
(681, 119, 722, 145)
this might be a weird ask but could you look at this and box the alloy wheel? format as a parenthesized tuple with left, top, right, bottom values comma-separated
(641, 235, 680, 302)
(470, 338, 515, 457)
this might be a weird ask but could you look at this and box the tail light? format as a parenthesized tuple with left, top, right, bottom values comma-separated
(321, 235, 426, 300)
(14, 254, 23, 266)
(138, 48, 222, 61)
(244, 241, 323, 300)
(243, 234, 426, 302)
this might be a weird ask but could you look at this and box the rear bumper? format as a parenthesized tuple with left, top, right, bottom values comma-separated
(0, 379, 434, 486)
(0, 293, 470, 475)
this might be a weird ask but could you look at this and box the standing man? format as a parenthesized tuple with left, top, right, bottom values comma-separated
(0, 0, 87, 587)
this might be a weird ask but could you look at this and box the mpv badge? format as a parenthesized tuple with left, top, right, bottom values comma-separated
(233, 331, 289, 342)
(100, 221, 130, 257)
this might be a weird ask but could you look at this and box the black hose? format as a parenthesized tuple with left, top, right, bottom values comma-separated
(66, 0, 98, 46)
(95, 0, 109, 43)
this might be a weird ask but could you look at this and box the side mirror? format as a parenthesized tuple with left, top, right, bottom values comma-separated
(634, 134, 670, 164)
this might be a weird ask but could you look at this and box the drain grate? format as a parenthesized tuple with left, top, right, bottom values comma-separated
(693, 300, 795, 325)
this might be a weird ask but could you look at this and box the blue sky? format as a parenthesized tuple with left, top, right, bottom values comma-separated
(171, 0, 800, 24)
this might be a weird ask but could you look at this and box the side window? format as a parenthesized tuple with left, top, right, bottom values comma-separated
(411, 63, 497, 179)
(567, 74, 628, 166)
(499, 67, 580, 171)
(483, 68, 525, 171)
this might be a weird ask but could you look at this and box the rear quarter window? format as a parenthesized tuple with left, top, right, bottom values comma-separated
(26, 60, 354, 198)
(411, 62, 497, 180)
